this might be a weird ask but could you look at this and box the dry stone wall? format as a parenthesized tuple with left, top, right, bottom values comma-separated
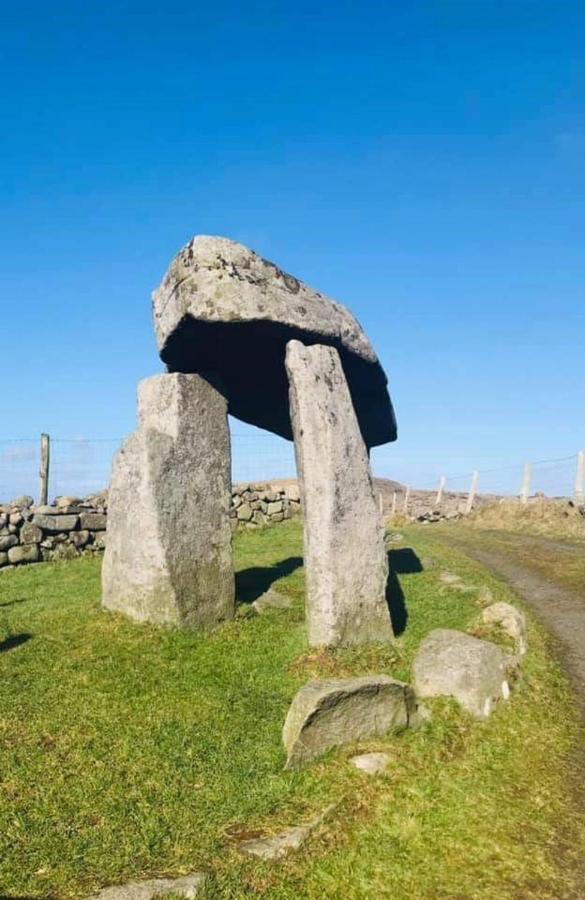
(0, 483, 301, 571)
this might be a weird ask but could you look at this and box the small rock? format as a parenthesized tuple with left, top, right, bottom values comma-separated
(237, 503, 253, 522)
(89, 872, 207, 899)
(9, 495, 34, 509)
(56, 496, 83, 508)
(8, 544, 40, 565)
(0, 534, 18, 552)
(412, 628, 518, 719)
(350, 752, 391, 775)
(20, 523, 43, 545)
(237, 805, 335, 860)
(283, 675, 414, 767)
(0, 552, 8, 568)
(79, 512, 107, 531)
(482, 602, 527, 655)
(252, 590, 293, 613)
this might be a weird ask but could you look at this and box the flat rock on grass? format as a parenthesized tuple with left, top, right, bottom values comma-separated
(237, 805, 335, 860)
(351, 752, 391, 775)
(89, 872, 206, 899)
(283, 675, 414, 767)
(412, 628, 518, 719)
(251, 589, 293, 613)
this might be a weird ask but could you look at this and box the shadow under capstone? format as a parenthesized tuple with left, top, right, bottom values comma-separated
(236, 556, 303, 604)
(386, 547, 424, 636)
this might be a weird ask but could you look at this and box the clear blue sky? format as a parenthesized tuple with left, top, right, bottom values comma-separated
(1, 1, 584, 495)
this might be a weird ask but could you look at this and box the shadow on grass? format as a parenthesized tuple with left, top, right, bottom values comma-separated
(0, 598, 29, 609)
(386, 548, 423, 636)
(236, 556, 303, 603)
(0, 633, 32, 654)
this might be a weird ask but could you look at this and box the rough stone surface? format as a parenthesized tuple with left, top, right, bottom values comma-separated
(237, 805, 335, 859)
(102, 373, 234, 628)
(412, 628, 518, 719)
(152, 235, 395, 448)
(252, 589, 293, 614)
(89, 872, 206, 899)
(20, 523, 43, 544)
(0, 534, 18, 551)
(285, 340, 392, 647)
(0, 552, 8, 568)
(283, 675, 413, 767)
(350, 752, 392, 775)
(8, 544, 40, 564)
(32, 514, 79, 533)
(483, 602, 528, 655)
(79, 512, 107, 531)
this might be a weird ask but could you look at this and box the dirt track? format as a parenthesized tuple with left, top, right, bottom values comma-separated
(456, 534, 585, 710)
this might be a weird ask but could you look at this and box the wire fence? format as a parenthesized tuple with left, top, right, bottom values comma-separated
(0, 432, 582, 505)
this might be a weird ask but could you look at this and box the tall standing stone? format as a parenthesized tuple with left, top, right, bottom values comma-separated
(285, 340, 393, 647)
(102, 373, 234, 628)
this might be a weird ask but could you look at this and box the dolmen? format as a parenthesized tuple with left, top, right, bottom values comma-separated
(103, 236, 397, 646)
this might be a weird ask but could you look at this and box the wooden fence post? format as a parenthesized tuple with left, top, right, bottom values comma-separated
(403, 485, 411, 514)
(465, 470, 479, 515)
(436, 475, 446, 507)
(520, 463, 531, 504)
(39, 433, 50, 506)
(391, 491, 397, 517)
(576, 451, 585, 504)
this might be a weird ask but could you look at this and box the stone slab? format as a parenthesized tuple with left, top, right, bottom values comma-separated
(102, 373, 234, 628)
(152, 236, 395, 449)
(285, 339, 393, 647)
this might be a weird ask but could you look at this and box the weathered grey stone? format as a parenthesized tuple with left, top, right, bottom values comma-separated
(252, 589, 293, 614)
(483, 602, 527, 655)
(412, 629, 518, 719)
(152, 236, 396, 448)
(9, 511, 23, 527)
(236, 503, 253, 522)
(79, 512, 107, 531)
(266, 500, 283, 515)
(9, 495, 33, 508)
(70, 529, 90, 548)
(350, 752, 391, 775)
(237, 805, 335, 860)
(93, 533, 107, 550)
(0, 552, 8, 568)
(33, 514, 79, 533)
(0, 534, 18, 551)
(20, 523, 43, 544)
(285, 340, 392, 647)
(283, 676, 413, 767)
(8, 544, 40, 564)
(34, 505, 78, 516)
(102, 373, 234, 628)
(89, 872, 206, 899)
(56, 495, 83, 508)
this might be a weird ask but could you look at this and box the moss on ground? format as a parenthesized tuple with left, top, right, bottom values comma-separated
(0, 521, 583, 898)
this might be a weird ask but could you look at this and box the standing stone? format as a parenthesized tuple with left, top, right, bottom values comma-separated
(102, 373, 234, 628)
(285, 340, 393, 647)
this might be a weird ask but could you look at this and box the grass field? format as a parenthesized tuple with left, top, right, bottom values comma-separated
(1, 520, 584, 898)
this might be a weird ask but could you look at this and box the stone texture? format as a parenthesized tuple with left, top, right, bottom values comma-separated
(252, 589, 293, 614)
(237, 805, 335, 860)
(152, 235, 395, 449)
(89, 872, 206, 899)
(0, 552, 8, 568)
(8, 544, 40, 564)
(283, 676, 413, 767)
(0, 534, 18, 551)
(412, 629, 518, 719)
(102, 373, 234, 628)
(482, 602, 527, 655)
(285, 340, 393, 647)
(79, 512, 107, 531)
(350, 752, 391, 775)
(20, 523, 43, 544)
(33, 514, 79, 533)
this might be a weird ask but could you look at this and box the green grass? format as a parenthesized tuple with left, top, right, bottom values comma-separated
(0, 521, 583, 898)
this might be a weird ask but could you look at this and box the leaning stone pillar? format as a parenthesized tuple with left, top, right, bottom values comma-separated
(102, 373, 234, 628)
(285, 340, 393, 647)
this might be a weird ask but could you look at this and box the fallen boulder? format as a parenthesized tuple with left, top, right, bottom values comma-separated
(412, 628, 518, 719)
(283, 675, 414, 767)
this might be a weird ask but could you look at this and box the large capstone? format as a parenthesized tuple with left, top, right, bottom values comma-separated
(102, 373, 234, 628)
(285, 339, 393, 647)
(152, 236, 396, 449)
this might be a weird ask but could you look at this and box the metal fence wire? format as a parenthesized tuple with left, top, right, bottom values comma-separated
(0, 433, 582, 505)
